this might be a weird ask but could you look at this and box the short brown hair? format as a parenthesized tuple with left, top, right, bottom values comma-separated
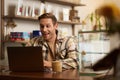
(38, 13, 57, 25)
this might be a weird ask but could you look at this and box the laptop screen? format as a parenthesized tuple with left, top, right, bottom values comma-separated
(7, 46, 44, 72)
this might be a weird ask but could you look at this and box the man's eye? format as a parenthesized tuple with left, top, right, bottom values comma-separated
(46, 25, 51, 28)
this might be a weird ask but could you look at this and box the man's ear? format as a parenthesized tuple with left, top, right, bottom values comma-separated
(55, 23, 58, 29)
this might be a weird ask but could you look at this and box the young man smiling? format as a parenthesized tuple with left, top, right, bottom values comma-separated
(27, 13, 79, 71)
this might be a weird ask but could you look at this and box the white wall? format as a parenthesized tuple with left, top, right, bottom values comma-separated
(104, 0, 120, 7)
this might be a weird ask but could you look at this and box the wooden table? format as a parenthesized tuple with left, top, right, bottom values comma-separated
(0, 69, 94, 80)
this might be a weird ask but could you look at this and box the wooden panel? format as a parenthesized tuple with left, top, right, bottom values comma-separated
(43, 0, 86, 7)
(0, 0, 2, 59)
(0, 0, 4, 59)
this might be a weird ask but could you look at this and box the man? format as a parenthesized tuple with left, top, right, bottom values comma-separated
(27, 13, 78, 71)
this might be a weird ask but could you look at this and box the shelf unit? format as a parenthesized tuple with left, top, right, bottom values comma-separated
(42, 0, 86, 7)
(78, 30, 108, 33)
(3, 0, 85, 35)
(0, 0, 85, 59)
(3, 15, 82, 25)
(78, 30, 110, 67)
(3, 40, 28, 44)
(78, 30, 110, 41)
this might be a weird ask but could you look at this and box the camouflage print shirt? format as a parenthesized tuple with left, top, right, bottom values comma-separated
(26, 35, 79, 70)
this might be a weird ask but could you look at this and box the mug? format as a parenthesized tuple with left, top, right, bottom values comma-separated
(52, 60, 62, 73)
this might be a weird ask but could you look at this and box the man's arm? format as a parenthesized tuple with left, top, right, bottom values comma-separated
(61, 37, 79, 69)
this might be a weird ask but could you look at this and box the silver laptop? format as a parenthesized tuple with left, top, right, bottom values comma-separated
(7, 46, 44, 72)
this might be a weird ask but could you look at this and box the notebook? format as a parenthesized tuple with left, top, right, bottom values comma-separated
(7, 46, 44, 72)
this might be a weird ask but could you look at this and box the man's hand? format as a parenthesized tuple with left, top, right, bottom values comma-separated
(44, 60, 52, 68)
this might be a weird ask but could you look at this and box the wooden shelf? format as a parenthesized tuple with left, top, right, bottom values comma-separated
(43, 0, 86, 7)
(58, 20, 81, 25)
(3, 40, 29, 44)
(78, 30, 108, 33)
(3, 15, 81, 25)
(3, 15, 38, 21)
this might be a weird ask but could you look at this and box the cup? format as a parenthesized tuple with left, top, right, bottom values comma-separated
(52, 60, 62, 73)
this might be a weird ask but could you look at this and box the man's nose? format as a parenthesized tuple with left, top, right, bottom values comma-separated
(42, 26, 47, 31)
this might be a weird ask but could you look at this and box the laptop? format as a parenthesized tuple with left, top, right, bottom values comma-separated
(7, 46, 44, 72)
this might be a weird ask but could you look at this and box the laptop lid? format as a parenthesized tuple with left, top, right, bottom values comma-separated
(7, 46, 44, 72)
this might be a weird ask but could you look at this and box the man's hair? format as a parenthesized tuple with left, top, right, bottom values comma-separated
(38, 13, 57, 25)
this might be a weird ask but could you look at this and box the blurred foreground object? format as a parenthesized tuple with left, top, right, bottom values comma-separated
(92, 47, 120, 71)
(96, 3, 120, 35)
(92, 3, 120, 80)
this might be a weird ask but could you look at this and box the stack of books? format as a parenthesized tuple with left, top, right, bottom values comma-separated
(10, 32, 30, 41)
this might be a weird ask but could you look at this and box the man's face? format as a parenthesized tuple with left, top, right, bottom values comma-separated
(39, 18, 58, 41)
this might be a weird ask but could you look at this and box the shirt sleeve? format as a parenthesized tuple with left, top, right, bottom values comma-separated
(61, 37, 79, 70)
(26, 37, 42, 46)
